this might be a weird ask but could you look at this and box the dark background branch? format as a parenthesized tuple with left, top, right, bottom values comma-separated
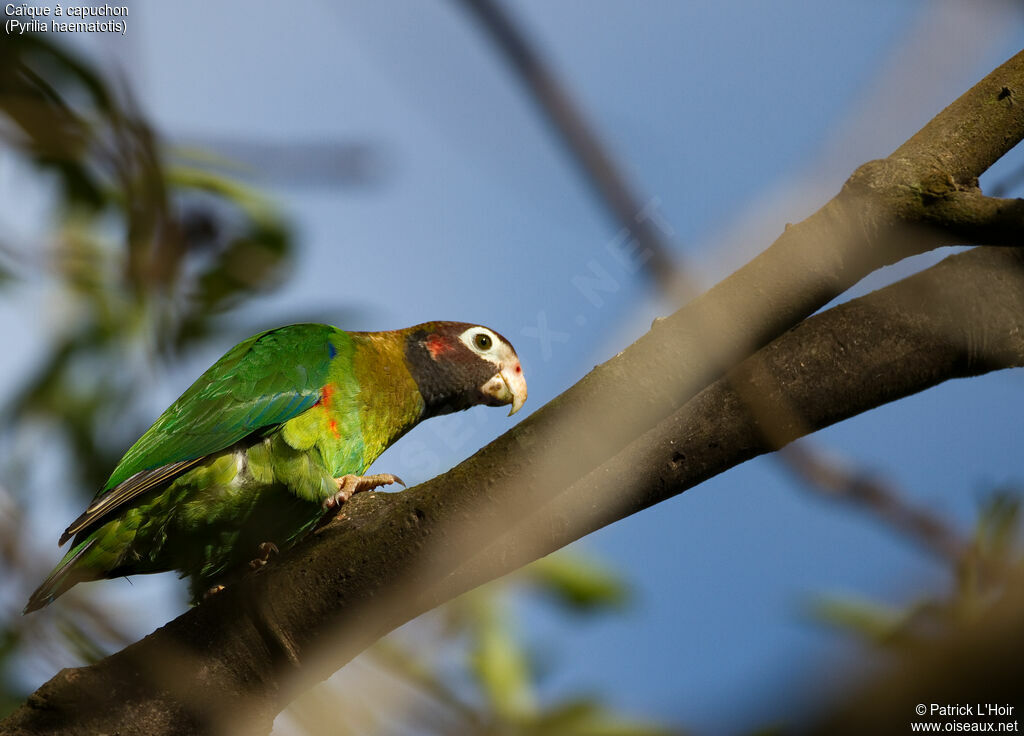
(455, 0, 687, 296)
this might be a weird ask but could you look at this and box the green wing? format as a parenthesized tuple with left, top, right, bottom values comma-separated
(60, 323, 341, 545)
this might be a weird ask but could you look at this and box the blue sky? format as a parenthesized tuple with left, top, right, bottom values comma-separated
(3, 1, 1024, 733)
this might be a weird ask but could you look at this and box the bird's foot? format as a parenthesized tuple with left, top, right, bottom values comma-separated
(248, 541, 280, 571)
(203, 584, 226, 600)
(322, 473, 405, 511)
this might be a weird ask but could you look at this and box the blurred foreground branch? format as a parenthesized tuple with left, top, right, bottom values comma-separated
(3, 43, 1024, 736)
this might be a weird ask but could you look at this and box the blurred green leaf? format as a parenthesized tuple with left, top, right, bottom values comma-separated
(467, 594, 536, 721)
(972, 489, 1021, 558)
(812, 489, 1024, 654)
(953, 489, 1022, 618)
(525, 552, 629, 613)
(526, 700, 682, 736)
(0, 629, 20, 667)
(809, 594, 909, 645)
(57, 617, 109, 665)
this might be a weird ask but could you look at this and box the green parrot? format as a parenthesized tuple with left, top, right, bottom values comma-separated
(25, 321, 526, 613)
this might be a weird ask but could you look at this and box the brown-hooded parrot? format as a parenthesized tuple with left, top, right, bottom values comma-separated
(25, 321, 527, 612)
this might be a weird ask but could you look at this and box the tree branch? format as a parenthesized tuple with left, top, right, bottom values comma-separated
(5, 48, 1024, 736)
(921, 190, 1024, 246)
(427, 246, 1024, 603)
(5, 244, 1024, 736)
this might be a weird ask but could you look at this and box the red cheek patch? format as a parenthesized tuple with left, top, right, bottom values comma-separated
(426, 334, 454, 359)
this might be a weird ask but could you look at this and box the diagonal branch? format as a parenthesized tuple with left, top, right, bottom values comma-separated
(456, 0, 1014, 579)
(919, 190, 1024, 246)
(5, 46, 1024, 736)
(5, 245, 1024, 736)
(427, 246, 1024, 604)
(778, 443, 968, 565)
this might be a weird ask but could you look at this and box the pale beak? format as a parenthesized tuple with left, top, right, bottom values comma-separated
(481, 362, 528, 415)
(501, 363, 528, 415)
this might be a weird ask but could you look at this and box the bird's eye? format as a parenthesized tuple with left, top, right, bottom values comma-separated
(474, 333, 493, 350)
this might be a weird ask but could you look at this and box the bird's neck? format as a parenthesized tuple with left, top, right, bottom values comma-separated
(346, 332, 428, 466)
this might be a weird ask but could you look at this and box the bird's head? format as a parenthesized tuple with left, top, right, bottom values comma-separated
(404, 322, 527, 418)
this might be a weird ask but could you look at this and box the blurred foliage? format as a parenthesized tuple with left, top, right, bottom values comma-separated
(0, 26, 293, 492)
(3, 17, 1018, 736)
(278, 553, 679, 736)
(811, 489, 1024, 648)
(0, 22, 294, 716)
(0, 24, 677, 736)
(797, 490, 1024, 736)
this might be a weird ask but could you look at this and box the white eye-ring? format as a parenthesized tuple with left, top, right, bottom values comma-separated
(461, 327, 499, 356)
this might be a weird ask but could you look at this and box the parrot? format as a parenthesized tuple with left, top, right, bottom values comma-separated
(24, 321, 526, 613)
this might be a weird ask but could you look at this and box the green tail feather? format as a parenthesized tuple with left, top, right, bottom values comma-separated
(24, 539, 98, 614)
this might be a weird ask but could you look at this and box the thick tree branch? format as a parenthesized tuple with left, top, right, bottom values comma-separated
(5, 245, 1024, 736)
(921, 190, 1024, 246)
(5, 50, 1024, 736)
(893, 72, 1024, 185)
(457, 0, 997, 582)
(427, 246, 1024, 602)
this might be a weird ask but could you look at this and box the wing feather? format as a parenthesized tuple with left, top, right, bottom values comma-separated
(59, 459, 203, 545)
(61, 324, 341, 545)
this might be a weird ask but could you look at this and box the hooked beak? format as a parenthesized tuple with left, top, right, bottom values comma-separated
(481, 362, 528, 416)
